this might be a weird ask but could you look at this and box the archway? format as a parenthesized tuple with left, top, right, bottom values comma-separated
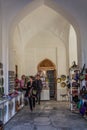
(37, 59, 57, 100)
(38, 58, 56, 71)
(11, 0, 81, 77)
(8, 0, 81, 99)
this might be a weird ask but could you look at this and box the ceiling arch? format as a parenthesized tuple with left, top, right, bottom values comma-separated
(11, 0, 81, 64)
(13, 5, 70, 49)
(13, 0, 80, 48)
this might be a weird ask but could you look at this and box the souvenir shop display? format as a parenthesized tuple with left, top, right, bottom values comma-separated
(0, 63, 4, 97)
(77, 67, 87, 119)
(0, 105, 4, 122)
(0, 91, 24, 124)
(69, 62, 80, 112)
(38, 71, 49, 89)
(8, 101, 13, 118)
(8, 71, 15, 93)
(3, 105, 7, 117)
(41, 76, 47, 88)
(66, 76, 70, 88)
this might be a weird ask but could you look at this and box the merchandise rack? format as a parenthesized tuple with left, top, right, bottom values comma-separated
(69, 67, 80, 111)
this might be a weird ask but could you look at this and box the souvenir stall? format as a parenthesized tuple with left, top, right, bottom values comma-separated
(38, 71, 50, 100)
(0, 62, 24, 124)
(0, 91, 24, 124)
(57, 75, 68, 101)
(77, 66, 87, 119)
(69, 62, 80, 112)
(69, 62, 87, 117)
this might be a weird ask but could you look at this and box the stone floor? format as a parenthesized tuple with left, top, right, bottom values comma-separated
(5, 101, 87, 130)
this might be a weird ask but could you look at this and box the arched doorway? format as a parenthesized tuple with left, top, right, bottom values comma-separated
(37, 59, 57, 100)
(9, 1, 81, 79)
(8, 0, 81, 98)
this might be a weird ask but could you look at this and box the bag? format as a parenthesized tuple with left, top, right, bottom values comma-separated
(32, 90, 37, 95)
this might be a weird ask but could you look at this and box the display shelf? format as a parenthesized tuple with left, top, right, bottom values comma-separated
(69, 66, 80, 111)
(0, 62, 4, 97)
(3, 102, 8, 124)
(8, 71, 15, 94)
(0, 104, 4, 122)
(0, 92, 24, 124)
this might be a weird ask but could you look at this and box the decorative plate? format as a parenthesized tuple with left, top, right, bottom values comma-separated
(57, 78, 61, 83)
(61, 82, 66, 88)
(61, 75, 66, 81)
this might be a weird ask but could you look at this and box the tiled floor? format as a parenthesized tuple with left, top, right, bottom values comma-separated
(5, 101, 87, 130)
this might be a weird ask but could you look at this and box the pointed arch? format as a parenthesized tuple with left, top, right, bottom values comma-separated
(37, 58, 56, 71)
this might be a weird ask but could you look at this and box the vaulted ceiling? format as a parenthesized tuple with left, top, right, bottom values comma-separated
(13, 5, 70, 50)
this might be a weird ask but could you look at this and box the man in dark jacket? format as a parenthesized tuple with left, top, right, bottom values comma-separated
(35, 74, 42, 105)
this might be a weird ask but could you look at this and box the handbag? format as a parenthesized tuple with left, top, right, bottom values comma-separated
(32, 89, 37, 95)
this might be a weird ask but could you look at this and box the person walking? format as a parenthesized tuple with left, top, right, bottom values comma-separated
(25, 76, 36, 111)
(35, 74, 42, 105)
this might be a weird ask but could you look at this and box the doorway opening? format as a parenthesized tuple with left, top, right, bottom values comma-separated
(37, 59, 57, 100)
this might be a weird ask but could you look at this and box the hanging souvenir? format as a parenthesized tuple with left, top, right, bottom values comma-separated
(79, 74, 85, 81)
(72, 82, 80, 87)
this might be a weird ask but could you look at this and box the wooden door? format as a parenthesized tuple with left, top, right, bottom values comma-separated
(46, 70, 56, 100)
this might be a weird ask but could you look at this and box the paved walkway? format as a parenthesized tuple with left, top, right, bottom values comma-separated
(5, 101, 87, 130)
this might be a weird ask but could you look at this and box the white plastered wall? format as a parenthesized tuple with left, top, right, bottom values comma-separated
(25, 32, 67, 76)
(0, 0, 84, 95)
(13, 28, 67, 78)
(12, 3, 78, 101)
(69, 25, 78, 67)
(12, 5, 70, 78)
